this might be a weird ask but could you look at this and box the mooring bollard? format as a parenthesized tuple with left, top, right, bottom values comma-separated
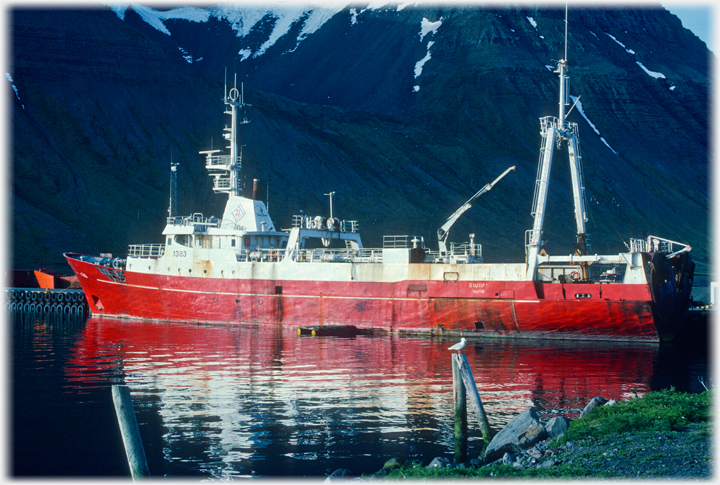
(451, 354, 468, 463)
(452, 353, 494, 451)
(111, 385, 150, 480)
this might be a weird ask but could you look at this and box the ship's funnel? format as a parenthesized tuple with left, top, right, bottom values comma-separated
(253, 179, 260, 200)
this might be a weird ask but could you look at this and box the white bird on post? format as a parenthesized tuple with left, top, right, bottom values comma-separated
(448, 338, 466, 353)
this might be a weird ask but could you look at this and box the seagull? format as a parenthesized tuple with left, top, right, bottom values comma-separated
(448, 338, 466, 353)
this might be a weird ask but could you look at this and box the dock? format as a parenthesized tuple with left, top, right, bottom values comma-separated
(5, 288, 88, 318)
(297, 325, 372, 337)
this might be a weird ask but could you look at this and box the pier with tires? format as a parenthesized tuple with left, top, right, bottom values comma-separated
(5, 288, 89, 321)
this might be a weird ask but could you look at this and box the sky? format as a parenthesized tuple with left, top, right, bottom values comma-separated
(663, 4, 714, 51)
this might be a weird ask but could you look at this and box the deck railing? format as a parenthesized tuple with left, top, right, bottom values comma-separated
(383, 235, 425, 249)
(128, 244, 166, 258)
(238, 247, 385, 263)
(166, 213, 221, 230)
(630, 236, 691, 256)
(291, 215, 359, 233)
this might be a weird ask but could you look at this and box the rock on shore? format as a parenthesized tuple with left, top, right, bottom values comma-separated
(326, 394, 711, 480)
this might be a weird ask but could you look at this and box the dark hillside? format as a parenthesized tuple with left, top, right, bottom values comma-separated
(8, 3, 710, 274)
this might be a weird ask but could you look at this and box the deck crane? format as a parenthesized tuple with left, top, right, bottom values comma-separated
(437, 166, 516, 262)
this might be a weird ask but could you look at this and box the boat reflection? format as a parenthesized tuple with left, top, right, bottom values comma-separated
(61, 318, 660, 477)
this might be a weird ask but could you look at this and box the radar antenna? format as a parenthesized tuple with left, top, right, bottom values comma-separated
(200, 72, 252, 197)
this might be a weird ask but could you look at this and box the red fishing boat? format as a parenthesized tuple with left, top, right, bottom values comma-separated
(65, 33, 693, 342)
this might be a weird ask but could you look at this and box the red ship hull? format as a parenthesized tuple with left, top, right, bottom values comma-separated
(65, 252, 663, 342)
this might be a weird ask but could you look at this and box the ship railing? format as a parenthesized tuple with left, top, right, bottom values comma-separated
(204, 154, 239, 169)
(239, 247, 384, 263)
(213, 178, 231, 190)
(383, 235, 425, 249)
(450, 241, 483, 259)
(291, 215, 360, 233)
(295, 248, 383, 263)
(128, 244, 166, 258)
(540, 116, 579, 136)
(241, 248, 286, 262)
(524, 229, 542, 251)
(424, 249, 439, 262)
(427, 242, 482, 264)
(166, 213, 221, 230)
(630, 236, 691, 257)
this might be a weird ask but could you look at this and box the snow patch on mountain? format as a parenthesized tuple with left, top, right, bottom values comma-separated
(636, 61, 666, 79)
(178, 46, 201, 63)
(215, 4, 347, 58)
(254, 8, 309, 57)
(413, 17, 442, 92)
(119, 3, 346, 59)
(107, 3, 128, 20)
(295, 6, 347, 46)
(131, 4, 210, 35)
(397, 1, 418, 11)
(414, 41, 434, 79)
(419, 17, 441, 41)
(210, 6, 275, 38)
(605, 32, 635, 54)
(526, 16, 543, 39)
(605, 31, 668, 81)
(570, 95, 618, 155)
(238, 49, 252, 61)
(6, 73, 24, 109)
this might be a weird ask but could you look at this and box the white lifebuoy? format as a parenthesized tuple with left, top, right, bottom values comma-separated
(570, 271, 580, 281)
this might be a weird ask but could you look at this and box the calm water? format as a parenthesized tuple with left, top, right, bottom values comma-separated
(10, 307, 709, 478)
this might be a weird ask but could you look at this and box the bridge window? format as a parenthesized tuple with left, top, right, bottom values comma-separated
(175, 235, 191, 247)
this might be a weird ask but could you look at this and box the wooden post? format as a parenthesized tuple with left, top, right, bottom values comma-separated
(112, 385, 150, 480)
(452, 354, 468, 463)
(455, 353, 494, 450)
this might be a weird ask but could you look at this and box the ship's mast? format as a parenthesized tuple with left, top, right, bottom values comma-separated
(168, 156, 178, 218)
(201, 73, 251, 197)
(526, 6, 589, 281)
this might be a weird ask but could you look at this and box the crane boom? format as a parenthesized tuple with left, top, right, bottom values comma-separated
(437, 165, 516, 260)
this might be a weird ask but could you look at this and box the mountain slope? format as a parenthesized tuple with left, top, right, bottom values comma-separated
(8, 3, 710, 273)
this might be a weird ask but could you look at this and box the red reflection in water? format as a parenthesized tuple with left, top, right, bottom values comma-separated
(60, 318, 660, 477)
(66, 318, 655, 421)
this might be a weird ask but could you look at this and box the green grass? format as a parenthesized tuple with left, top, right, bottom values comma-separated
(552, 388, 711, 446)
(379, 389, 711, 480)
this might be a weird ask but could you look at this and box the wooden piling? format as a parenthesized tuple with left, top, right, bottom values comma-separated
(112, 385, 150, 480)
(453, 353, 494, 450)
(452, 354, 468, 463)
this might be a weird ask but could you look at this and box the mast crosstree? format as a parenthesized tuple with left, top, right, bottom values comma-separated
(525, 7, 589, 281)
(200, 75, 251, 197)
